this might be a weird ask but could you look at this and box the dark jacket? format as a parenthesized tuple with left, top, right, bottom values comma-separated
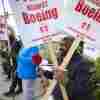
(66, 54, 96, 100)
(10, 39, 22, 70)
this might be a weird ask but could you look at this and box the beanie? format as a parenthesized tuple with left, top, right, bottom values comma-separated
(32, 54, 42, 65)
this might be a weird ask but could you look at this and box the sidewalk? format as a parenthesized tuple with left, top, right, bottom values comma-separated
(0, 59, 53, 100)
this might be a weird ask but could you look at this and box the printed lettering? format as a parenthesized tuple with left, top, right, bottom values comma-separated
(22, 8, 58, 24)
(82, 6, 90, 15)
(51, 8, 58, 19)
(87, 8, 95, 18)
(75, 0, 84, 12)
(75, 0, 100, 23)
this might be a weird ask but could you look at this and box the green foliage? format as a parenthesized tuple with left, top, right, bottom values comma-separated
(95, 57, 100, 100)
(95, 89, 100, 100)
(95, 57, 100, 80)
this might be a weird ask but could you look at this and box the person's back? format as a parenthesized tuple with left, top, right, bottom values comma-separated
(16, 46, 42, 100)
(55, 36, 96, 100)
(16, 47, 40, 79)
(66, 55, 96, 100)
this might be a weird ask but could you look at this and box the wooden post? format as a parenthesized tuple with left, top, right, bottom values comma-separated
(40, 23, 69, 100)
(42, 37, 81, 100)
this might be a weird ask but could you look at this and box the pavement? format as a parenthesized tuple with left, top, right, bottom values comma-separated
(0, 57, 53, 100)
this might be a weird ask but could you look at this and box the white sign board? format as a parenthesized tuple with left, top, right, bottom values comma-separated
(0, 16, 8, 40)
(56, 0, 100, 49)
(9, 0, 100, 49)
(9, 0, 65, 47)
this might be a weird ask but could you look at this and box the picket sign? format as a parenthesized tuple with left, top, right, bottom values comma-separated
(48, 39, 69, 100)
(41, 37, 81, 100)
(37, 10, 68, 99)
(8, 0, 66, 47)
(56, 0, 100, 50)
(40, 27, 69, 100)
(41, 0, 100, 98)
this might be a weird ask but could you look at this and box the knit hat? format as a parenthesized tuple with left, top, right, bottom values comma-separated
(32, 54, 42, 65)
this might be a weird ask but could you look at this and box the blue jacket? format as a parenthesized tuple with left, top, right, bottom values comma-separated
(16, 46, 39, 79)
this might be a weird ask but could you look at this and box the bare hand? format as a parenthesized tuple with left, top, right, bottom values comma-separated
(54, 67, 64, 80)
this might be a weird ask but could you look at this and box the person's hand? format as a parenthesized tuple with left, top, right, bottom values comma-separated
(54, 66, 64, 80)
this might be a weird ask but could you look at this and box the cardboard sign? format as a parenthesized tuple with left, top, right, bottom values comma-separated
(0, 16, 8, 40)
(9, 0, 65, 47)
(56, 0, 100, 49)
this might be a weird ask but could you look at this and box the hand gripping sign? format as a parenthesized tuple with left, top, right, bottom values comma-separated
(41, 37, 81, 100)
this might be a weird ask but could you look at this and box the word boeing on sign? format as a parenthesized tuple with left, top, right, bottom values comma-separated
(22, 8, 58, 24)
(9, 0, 65, 47)
(9, 0, 100, 49)
(56, 0, 100, 49)
(75, 0, 100, 23)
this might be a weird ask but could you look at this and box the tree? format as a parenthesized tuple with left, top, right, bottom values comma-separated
(95, 57, 100, 80)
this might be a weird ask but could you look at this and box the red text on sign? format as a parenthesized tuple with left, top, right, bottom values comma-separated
(75, 0, 100, 23)
(27, 0, 48, 11)
(22, 8, 58, 24)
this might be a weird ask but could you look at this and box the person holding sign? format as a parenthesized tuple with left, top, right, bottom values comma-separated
(16, 46, 42, 100)
(55, 36, 96, 100)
